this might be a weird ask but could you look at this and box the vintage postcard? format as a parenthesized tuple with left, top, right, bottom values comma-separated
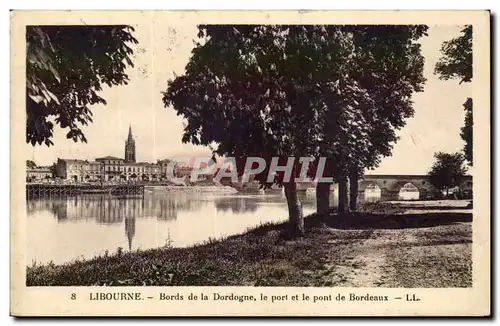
(10, 10, 490, 316)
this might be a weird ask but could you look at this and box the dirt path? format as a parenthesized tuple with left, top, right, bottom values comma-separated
(329, 230, 396, 287)
(327, 223, 471, 287)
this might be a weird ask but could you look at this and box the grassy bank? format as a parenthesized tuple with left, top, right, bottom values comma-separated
(27, 203, 472, 287)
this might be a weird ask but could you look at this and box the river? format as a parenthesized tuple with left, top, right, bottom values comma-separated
(26, 191, 339, 265)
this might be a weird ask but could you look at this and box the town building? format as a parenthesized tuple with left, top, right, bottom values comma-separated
(157, 159, 172, 179)
(156, 159, 200, 180)
(96, 156, 161, 182)
(26, 167, 53, 182)
(54, 159, 102, 182)
(54, 125, 161, 182)
(174, 165, 194, 179)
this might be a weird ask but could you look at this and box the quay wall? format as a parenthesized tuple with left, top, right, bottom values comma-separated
(26, 183, 145, 198)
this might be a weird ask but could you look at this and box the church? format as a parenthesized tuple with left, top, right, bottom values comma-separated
(55, 125, 161, 182)
(124, 124, 136, 163)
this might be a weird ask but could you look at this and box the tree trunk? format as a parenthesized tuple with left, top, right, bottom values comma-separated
(338, 177, 350, 214)
(316, 182, 331, 219)
(349, 171, 359, 211)
(284, 182, 304, 236)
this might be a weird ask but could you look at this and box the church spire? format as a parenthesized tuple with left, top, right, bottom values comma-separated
(125, 123, 136, 163)
(127, 124, 133, 142)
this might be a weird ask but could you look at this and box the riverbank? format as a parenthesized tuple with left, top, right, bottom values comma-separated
(27, 201, 472, 287)
(145, 185, 238, 194)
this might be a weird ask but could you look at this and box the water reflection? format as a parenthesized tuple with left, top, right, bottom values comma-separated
(27, 193, 208, 224)
(213, 192, 328, 214)
(26, 192, 334, 264)
(124, 217, 135, 251)
(215, 197, 259, 213)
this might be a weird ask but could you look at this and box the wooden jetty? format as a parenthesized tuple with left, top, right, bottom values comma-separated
(26, 183, 145, 198)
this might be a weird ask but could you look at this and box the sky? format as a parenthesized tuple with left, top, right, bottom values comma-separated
(27, 24, 472, 175)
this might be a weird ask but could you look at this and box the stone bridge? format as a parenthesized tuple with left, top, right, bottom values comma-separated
(223, 173, 472, 200)
(359, 174, 472, 200)
(297, 174, 473, 200)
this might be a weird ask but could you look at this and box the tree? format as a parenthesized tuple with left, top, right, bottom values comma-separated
(435, 26, 473, 166)
(163, 25, 428, 231)
(164, 25, 351, 235)
(428, 152, 467, 196)
(461, 98, 473, 164)
(312, 25, 428, 215)
(346, 26, 427, 209)
(26, 160, 37, 169)
(434, 26, 472, 84)
(26, 25, 138, 146)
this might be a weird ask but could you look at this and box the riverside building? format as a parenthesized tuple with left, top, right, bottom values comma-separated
(54, 125, 160, 182)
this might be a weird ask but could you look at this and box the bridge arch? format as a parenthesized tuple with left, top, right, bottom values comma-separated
(364, 182, 382, 202)
(394, 181, 420, 200)
(359, 181, 384, 202)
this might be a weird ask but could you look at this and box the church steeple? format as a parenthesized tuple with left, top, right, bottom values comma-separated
(127, 124, 133, 142)
(124, 124, 136, 163)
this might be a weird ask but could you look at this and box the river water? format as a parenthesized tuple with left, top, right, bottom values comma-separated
(26, 191, 339, 265)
